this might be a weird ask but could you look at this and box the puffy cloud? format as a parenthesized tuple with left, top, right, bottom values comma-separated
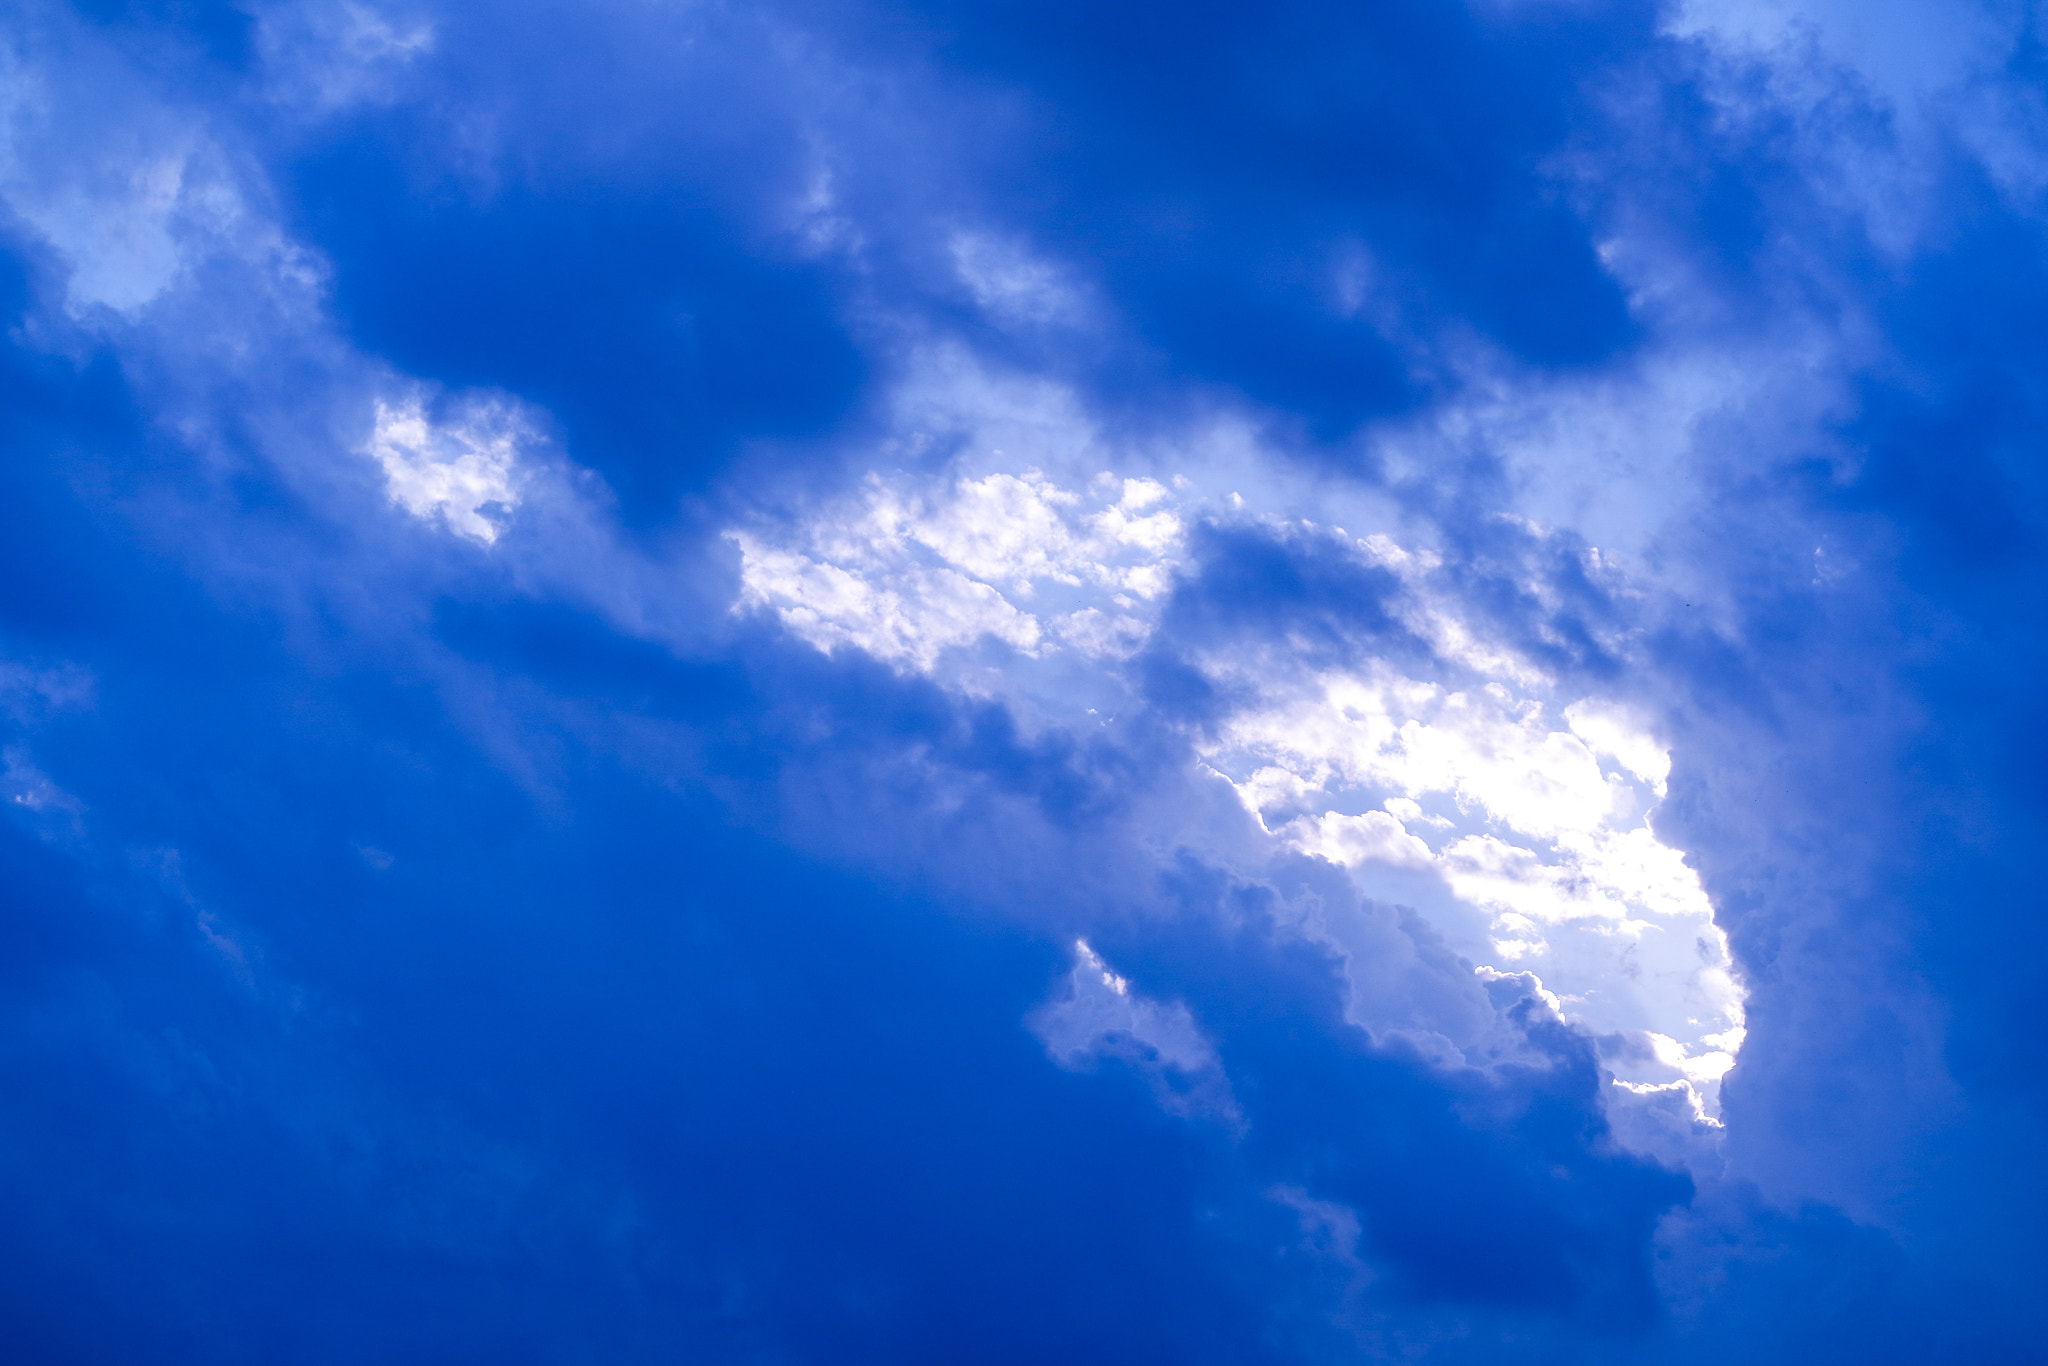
(735, 453, 1744, 1121)
(732, 467, 1183, 675)
(365, 394, 528, 544)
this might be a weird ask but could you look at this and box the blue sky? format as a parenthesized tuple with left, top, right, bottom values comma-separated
(0, 0, 2043, 1360)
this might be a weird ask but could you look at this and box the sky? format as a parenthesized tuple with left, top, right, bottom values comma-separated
(0, 0, 2044, 1360)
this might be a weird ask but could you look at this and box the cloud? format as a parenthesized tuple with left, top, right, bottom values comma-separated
(365, 394, 527, 544)
(0, 0, 2041, 1361)
(252, 0, 436, 113)
(1031, 938, 1237, 1121)
(733, 448, 1745, 1123)
(731, 467, 1183, 676)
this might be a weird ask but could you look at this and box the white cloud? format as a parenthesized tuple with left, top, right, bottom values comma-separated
(733, 531, 1043, 669)
(1206, 658, 1742, 1115)
(731, 468, 1187, 675)
(1279, 809, 1436, 872)
(1566, 700, 1673, 792)
(731, 452, 1746, 1123)
(365, 397, 527, 544)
